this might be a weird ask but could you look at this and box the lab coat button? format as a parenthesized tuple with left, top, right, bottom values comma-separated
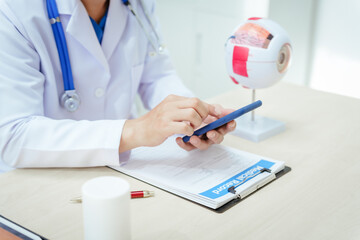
(95, 88, 105, 98)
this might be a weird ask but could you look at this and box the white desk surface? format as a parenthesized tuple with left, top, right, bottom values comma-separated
(0, 83, 359, 240)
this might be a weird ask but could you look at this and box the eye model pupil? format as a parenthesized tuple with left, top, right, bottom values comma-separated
(278, 52, 285, 65)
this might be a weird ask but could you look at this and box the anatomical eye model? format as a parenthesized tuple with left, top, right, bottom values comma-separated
(225, 17, 292, 142)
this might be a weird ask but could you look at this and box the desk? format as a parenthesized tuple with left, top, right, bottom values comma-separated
(0, 83, 360, 240)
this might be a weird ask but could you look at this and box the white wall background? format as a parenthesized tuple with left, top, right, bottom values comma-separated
(310, 0, 360, 99)
(155, 0, 360, 100)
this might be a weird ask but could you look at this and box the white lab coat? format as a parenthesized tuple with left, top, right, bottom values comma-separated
(0, 0, 193, 168)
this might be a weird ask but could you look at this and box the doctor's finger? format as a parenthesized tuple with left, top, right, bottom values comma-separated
(169, 122, 194, 137)
(176, 97, 211, 120)
(176, 137, 196, 151)
(170, 108, 203, 129)
(202, 115, 218, 125)
(204, 104, 225, 119)
(206, 130, 224, 145)
(189, 135, 213, 150)
(216, 120, 236, 135)
(211, 105, 235, 118)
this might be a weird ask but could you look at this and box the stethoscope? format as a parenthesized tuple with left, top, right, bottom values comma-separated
(46, 0, 165, 112)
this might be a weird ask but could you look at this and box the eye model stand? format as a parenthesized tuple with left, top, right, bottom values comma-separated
(230, 89, 285, 142)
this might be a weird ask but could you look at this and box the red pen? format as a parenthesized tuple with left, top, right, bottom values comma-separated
(70, 190, 155, 203)
(131, 190, 155, 199)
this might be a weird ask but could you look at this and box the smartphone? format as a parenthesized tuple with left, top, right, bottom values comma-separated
(182, 100, 262, 143)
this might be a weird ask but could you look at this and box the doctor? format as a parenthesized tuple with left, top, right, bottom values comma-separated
(0, 0, 235, 168)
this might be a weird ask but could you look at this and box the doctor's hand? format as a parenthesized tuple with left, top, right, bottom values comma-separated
(175, 104, 236, 151)
(119, 95, 235, 153)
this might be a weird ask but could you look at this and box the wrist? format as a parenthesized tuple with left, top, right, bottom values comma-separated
(119, 119, 144, 153)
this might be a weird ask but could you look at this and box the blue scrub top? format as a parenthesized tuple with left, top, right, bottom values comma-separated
(89, 10, 108, 44)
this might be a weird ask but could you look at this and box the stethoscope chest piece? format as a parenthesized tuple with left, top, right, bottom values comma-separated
(61, 90, 80, 112)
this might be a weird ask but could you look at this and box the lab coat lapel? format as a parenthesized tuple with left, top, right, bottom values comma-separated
(63, 1, 110, 73)
(102, 0, 128, 61)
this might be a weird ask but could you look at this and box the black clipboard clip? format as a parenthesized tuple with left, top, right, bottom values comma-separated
(227, 168, 272, 195)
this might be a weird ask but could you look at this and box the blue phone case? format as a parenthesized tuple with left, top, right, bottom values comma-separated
(182, 100, 262, 143)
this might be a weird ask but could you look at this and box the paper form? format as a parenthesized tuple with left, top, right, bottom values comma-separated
(110, 137, 284, 209)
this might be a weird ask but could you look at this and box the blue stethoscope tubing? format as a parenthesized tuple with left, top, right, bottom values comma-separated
(47, 0, 81, 112)
(46, 0, 74, 91)
(46, 0, 164, 112)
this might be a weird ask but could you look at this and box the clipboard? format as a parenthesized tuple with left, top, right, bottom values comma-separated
(112, 166, 291, 213)
(215, 166, 291, 213)
(110, 137, 291, 212)
(0, 214, 48, 240)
